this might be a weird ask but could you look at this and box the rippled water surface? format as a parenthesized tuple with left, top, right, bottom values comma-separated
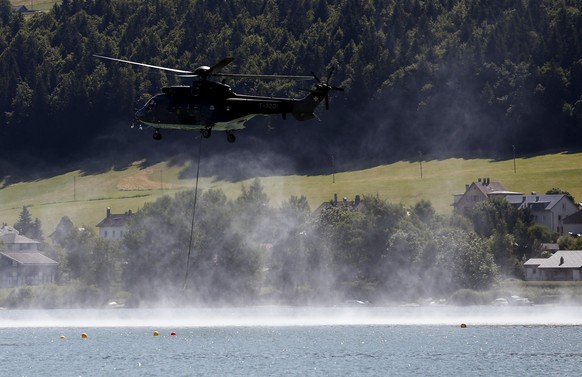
(1, 306, 581, 376)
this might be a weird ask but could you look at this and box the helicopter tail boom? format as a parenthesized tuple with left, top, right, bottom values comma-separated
(292, 67, 344, 121)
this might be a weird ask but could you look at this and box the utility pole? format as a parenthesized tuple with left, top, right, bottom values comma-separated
(73, 175, 76, 201)
(512, 145, 516, 173)
(331, 153, 335, 184)
(419, 151, 423, 179)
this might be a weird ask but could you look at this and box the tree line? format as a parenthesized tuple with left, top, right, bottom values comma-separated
(1, 0, 581, 179)
(6, 180, 582, 308)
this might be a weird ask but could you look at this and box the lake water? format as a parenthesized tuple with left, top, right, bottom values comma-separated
(1, 306, 582, 376)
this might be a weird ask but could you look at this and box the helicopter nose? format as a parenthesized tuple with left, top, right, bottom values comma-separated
(135, 107, 146, 120)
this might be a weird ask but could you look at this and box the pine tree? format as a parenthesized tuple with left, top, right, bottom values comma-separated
(14, 206, 33, 237)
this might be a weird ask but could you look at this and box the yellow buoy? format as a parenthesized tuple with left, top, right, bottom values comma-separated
(60, 335, 66, 340)
(153, 331, 159, 337)
(81, 332, 88, 339)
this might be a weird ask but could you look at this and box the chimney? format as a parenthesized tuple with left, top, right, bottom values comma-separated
(107, 207, 111, 218)
(334, 193, 338, 206)
(343, 197, 348, 205)
(355, 195, 361, 206)
(465, 184, 469, 191)
(478, 178, 482, 183)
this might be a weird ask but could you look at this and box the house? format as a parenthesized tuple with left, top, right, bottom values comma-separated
(12, 5, 37, 13)
(0, 225, 58, 288)
(312, 193, 362, 217)
(96, 207, 133, 240)
(505, 194, 579, 234)
(563, 210, 582, 237)
(452, 178, 521, 213)
(540, 243, 559, 254)
(524, 250, 582, 281)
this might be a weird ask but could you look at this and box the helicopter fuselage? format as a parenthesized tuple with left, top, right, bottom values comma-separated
(94, 54, 341, 142)
(135, 80, 315, 133)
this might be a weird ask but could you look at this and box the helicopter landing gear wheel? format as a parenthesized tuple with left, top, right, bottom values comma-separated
(226, 132, 236, 143)
(201, 128, 212, 139)
(153, 130, 162, 140)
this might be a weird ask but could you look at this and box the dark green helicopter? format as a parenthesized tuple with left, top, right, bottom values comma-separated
(94, 55, 343, 143)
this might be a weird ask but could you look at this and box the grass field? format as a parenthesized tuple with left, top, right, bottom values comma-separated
(1, 152, 582, 237)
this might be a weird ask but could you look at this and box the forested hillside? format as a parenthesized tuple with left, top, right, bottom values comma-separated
(1, 0, 581, 179)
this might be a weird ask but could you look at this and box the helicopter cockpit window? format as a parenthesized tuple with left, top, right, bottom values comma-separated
(146, 94, 170, 110)
(147, 99, 156, 109)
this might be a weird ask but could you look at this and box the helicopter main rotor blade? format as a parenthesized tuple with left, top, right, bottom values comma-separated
(311, 72, 322, 83)
(93, 54, 193, 75)
(216, 72, 314, 80)
(208, 57, 234, 74)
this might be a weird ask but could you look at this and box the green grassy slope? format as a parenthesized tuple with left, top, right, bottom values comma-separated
(1, 152, 581, 237)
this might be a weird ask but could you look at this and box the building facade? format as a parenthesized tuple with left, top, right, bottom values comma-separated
(0, 225, 58, 288)
(96, 207, 133, 240)
(524, 250, 582, 281)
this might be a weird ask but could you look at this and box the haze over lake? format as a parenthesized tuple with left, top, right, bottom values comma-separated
(2, 306, 582, 376)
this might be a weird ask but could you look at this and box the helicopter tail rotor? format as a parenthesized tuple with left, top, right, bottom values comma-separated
(291, 67, 344, 121)
(311, 67, 344, 110)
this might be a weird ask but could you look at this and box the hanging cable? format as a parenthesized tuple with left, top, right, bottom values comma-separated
(183, 135, 203, 290)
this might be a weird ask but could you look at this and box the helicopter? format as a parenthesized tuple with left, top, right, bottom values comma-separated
(94, 55, 343, 143)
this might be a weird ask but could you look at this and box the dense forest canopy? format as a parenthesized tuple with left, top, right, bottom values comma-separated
(0, 0, 581, 180)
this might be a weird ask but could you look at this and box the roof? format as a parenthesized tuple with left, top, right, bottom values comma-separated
(96, 212, 132, 228)
(535, 250, 582, 269)
(490, 191, 523, 196)
(540, 243, 559, 252)
(564, 211, 582, 225)
(505, 194, 567, 211)
(0, 252, 58, 265)
(0, 225, 40, 244)
(312, 196, 363, 217)
(12, 5, 36, 13)
(472, 181, 508, 197)
(524, 258, 546, 267)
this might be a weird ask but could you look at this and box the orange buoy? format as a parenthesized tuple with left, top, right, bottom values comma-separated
(81, 333, 88, 339)
(153, 331, 159, 337)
